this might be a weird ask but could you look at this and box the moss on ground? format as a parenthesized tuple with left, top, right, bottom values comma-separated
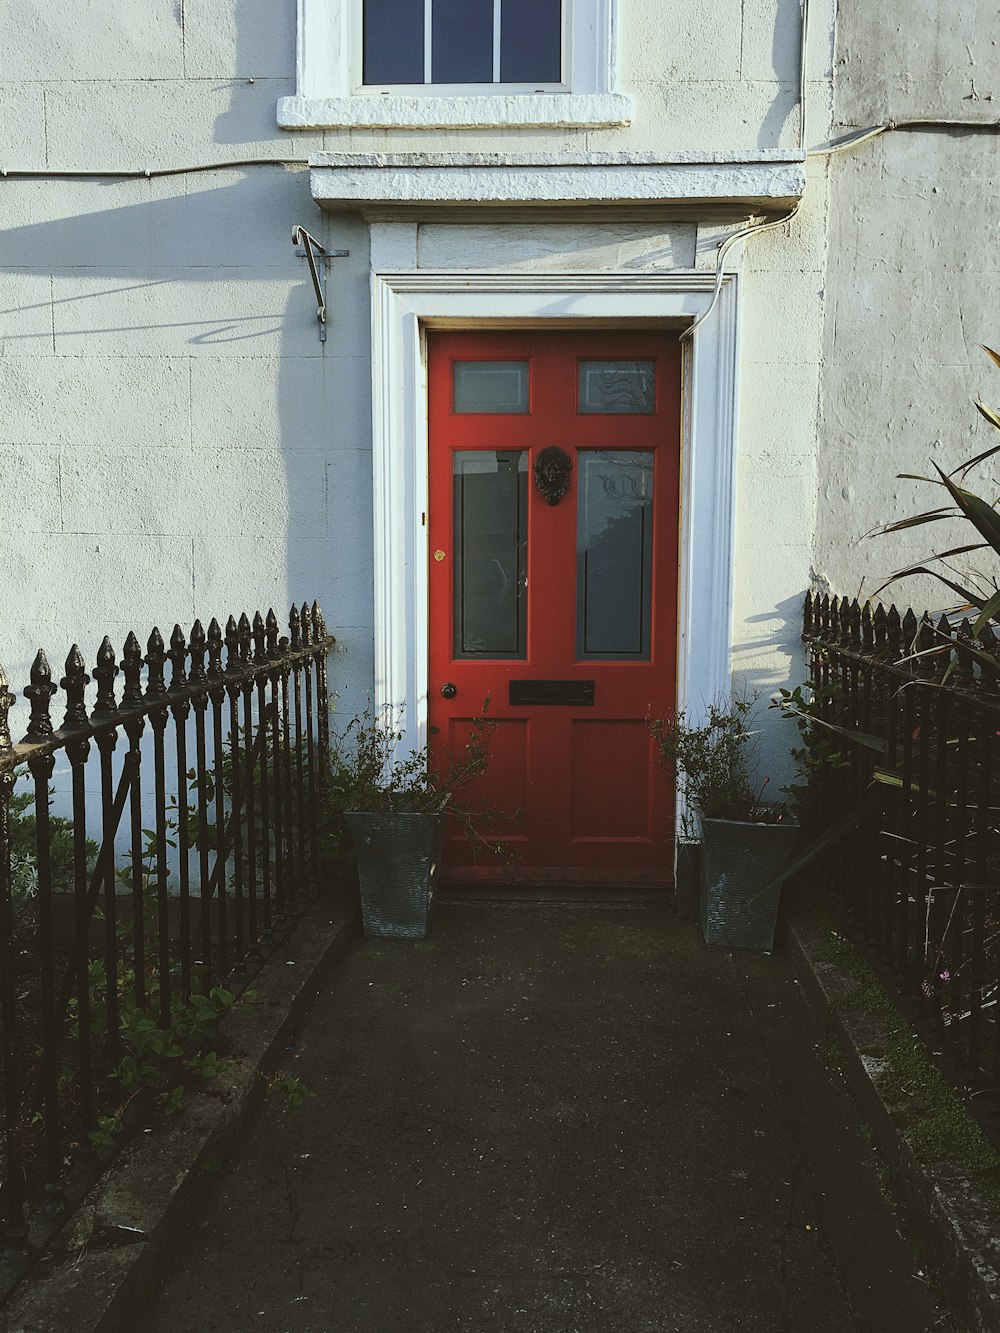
(812, 923, 1000, 1195)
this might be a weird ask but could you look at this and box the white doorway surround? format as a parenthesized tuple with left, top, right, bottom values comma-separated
(369, 256, 740, 761)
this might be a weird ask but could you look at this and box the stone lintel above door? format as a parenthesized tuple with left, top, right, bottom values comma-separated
(308, 151, 807, 219)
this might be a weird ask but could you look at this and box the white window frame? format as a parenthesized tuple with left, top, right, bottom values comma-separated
(367, 251, 740, 773)
(277, 0, 633, 129)
(359, 0, 568, 95)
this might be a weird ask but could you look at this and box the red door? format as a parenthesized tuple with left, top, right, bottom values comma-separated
(427, 329, 680, 887)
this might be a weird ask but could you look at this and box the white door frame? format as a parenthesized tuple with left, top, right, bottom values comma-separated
(369, 264, 741, 766)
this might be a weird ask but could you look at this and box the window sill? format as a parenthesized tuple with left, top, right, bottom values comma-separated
(277, 91, 634, 131)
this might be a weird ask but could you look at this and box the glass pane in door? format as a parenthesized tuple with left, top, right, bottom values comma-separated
(454, 451, 528, 658)
(578, 360, 656, 414)
(577, 451, 654, 659)
(453, 361, 529, 414)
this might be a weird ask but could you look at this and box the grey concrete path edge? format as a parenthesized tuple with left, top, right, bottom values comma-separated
(786, 905, 1000, 1333)
(1, 895, 358, 1333)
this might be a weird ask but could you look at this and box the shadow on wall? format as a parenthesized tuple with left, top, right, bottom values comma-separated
(0, 170, 378, 844)
(210, 0, 297, 148)
(732, 591, 808, 791)
(758, 0, 803, 151)
(0, 170, 375, 734)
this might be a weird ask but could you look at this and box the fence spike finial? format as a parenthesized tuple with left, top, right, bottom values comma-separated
(933, 613, 953, 679)
(860, 601, 874, 652)
(238, 612, 252, 663)
(121, 632, 144, 708)
(145, 627, 168, 700)
(189, 619, 208, 687)
(60, 645, 90, 730)
(24, 649, 57, 740)
(225, 615, 240, 675)
(901, 607, 919, 657)
(889, 606, 903, 658)
(265, 608, 279, 659)
(848, 598, 862, 648)
(873, 602, 887, 653)
(206, 617, 224, 681)
(92, 636, 119, 720)
(252, 611, 267, 663)
(839, 596, 852, 646)
(954, 617, 977, 689)
(289, 603, 301, 649)
(915, 612, 937, 678)
(168, 625, 188, 693)
(300, 601, 311, 647)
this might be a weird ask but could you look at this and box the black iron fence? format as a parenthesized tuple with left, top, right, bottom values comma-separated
(0, 603, 332, 1257)
(803, 590, 1000, 1118)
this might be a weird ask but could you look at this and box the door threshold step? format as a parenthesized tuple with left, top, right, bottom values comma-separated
(439, 885, 673, 908)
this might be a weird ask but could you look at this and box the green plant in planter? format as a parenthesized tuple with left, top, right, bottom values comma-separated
(326, 702, 506, 939)
(649, 696, 786, 824)
(650, 697, 797, 951)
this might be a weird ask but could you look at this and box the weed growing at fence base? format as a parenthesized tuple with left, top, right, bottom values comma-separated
(816, 924, 1000, 1193)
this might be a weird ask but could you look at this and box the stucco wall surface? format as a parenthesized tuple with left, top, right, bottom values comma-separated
(816, 0, 1000, 614)
(1, 0, 832, 785)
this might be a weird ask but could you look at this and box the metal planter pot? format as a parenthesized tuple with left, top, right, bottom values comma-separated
(699, 816, 799, 953)
(345, 811, 444, 939)
(674, 838, 702, 920)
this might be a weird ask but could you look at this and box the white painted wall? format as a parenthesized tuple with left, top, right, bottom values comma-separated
(816, 0, 1000, 619)
(0, 0, 834, 800)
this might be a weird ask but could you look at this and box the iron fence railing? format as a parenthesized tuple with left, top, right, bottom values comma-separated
(0, 602, 332, 1259)
(804, 590, 1000, 1120)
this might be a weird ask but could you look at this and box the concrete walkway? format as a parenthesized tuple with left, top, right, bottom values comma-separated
(141, 907, 948, 1332)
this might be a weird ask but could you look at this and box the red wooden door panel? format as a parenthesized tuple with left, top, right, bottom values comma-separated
(427, 329, 680, 887)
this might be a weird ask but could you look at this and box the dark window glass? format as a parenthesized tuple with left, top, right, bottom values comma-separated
(577, 451, 654, 659)
(363, 0, 424, 84)
(501, 0, 562, 83)
(454, 451, 528, 659)
(433, 0, 493, 83)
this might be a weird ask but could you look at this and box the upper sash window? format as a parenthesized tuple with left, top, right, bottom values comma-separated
(362, 0, 563, 88)
(277, 0, 632, 130)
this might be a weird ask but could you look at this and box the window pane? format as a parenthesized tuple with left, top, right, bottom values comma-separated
(433, 0, 493, 83)
(363, 0, 424, 84)
(454, 451, 528, 659)
(578, 360, 656, 414)
(453, 361, 529, 414)
(577, 452, 654, 659)
(501, 0, 562, 83)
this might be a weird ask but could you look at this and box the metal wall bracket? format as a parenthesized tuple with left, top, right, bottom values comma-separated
(291, 225, 349, 343)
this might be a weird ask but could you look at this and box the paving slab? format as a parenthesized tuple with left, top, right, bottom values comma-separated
(140, 907, 948, 1333)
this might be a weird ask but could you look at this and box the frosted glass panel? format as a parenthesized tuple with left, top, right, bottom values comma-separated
(578, 361, 656, 414)
(454, 451, 528, 658)
(577, 451, 653, 659)
(453, 361, 529, 414)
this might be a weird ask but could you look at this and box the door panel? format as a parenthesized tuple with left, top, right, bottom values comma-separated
(427, 329, 680, 887)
